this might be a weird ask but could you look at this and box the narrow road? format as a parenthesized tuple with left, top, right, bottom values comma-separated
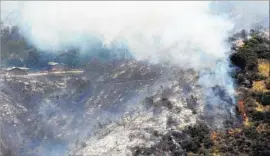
(2, 70, 84, 78)
(28, 70, 84, 76)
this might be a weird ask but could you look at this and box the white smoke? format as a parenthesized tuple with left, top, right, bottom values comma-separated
(1, 2, 268, 66)
(210, 1, 269, 31)
(1, 1, 269, 119)
(2, 1, 268, 67)
(2, 0, 268, 118)
(1, 1, 234, 69)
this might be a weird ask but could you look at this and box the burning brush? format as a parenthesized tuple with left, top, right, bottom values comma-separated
(236, 100, 249, 126)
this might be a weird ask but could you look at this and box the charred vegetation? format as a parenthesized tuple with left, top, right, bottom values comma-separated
(131, 29, 270, 156)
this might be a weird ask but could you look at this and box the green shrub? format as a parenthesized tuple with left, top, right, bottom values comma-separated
(230, 48, 258, 72)
(236, 73, 245, 83)
(261, 92, 270, 106)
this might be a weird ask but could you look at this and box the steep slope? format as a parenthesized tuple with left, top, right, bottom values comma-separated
(0, 59, 235, 156)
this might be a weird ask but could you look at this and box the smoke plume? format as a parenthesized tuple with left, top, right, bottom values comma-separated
(1, 0, 269, 126)
(1, 1, 268, 65)
(1, 0, 269, 124)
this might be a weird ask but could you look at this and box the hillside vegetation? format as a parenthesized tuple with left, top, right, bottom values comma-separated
(1, 22, 269, 155)
(132, 29, 270, 156)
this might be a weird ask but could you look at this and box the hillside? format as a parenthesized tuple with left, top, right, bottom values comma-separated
(129, 29, 270, 156)
(0, 20, 269, 156)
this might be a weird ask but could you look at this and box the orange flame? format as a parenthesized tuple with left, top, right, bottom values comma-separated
(238, 100, 248, 122)
(210, 131, 218, 141)
(228, 128, 242, 135)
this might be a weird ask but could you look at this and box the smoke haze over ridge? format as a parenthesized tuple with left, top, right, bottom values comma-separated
(1, 0, 269, 120)
(1, 1, 268, 68)
(1, 1, 231, 67)
(1, 1, 269, 117)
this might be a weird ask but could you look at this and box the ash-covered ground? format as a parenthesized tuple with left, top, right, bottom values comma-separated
(0, 60, 235, 156)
